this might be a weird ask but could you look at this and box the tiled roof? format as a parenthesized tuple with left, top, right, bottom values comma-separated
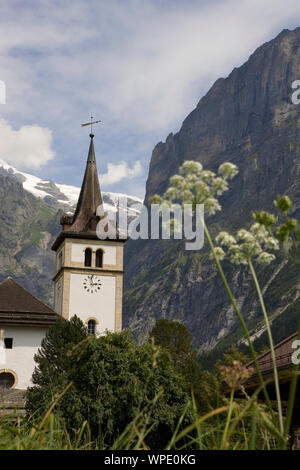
(0, 278, 59, 326)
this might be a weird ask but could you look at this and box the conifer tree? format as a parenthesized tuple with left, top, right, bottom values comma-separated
(149, 319, 220, 412)
(26, 320, 190, 449)
(26, 316, 88, 416)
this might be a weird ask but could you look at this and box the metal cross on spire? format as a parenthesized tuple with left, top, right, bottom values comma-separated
(81, 115, 101, 135)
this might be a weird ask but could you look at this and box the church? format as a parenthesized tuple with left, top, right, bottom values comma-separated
(0, 132, 126, 391)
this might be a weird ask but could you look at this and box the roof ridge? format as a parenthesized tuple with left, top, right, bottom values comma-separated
(0, 277, 55, 314)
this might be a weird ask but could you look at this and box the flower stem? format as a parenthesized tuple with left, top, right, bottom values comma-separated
(221, 388, 234, 449)
(203, 220, 274, 418)
(248, 259, 284, 435)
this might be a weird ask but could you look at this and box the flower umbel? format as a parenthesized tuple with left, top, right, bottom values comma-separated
(219, 360, 254, 390)
(151, 160, 239, 216)
(214, 222, 279, 265)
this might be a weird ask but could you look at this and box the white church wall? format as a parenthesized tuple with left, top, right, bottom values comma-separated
(56, 245, 65, 272)
(71, 243, 117, 265)
(0, 326, 47, 390)
(68, 273, 116, 333)
(0, 331, 4, 367)
(54, 276, 63, 315)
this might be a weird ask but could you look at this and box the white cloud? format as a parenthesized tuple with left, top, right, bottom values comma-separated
(90, 0, 300, 132)
(100, 161, 143, 186)
(0, 0, 300, 196)
(2, 0, 300, 133)
(0, 118, 55, 169)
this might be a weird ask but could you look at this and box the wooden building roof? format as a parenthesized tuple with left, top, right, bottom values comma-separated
(250, 332, 298, 373)
(245, 331, 298, 389)
(0, 278, 59, 327)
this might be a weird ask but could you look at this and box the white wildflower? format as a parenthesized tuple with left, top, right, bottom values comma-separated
(215, 220, 279, 266)
(218, 162, 239, 180)
(201, 170, 216, 183)
(165, 187, 179, 201)
(215, 231, 237, 247)
(159, 160, 238, 219)
(186, 174, 199, 184)
(213, 246, 226, 261)
(193, 181, 210, 200)
(240, 241, 262, 258)
(264, 237, 280, 251)
(169, 174, 184, 187)
(237, 229, 256, 244)
(180, 189, 194, 203)
(212, 177, 229, 195)
(205, 198, 221, 216)
(250, 223, 269, 242)
(256, 252, 276, 265)
(228, 245, 248, 265)
(180, 160, 203, 176)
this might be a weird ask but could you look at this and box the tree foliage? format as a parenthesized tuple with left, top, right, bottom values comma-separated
(26, 316, 88, 415)
(149, 319, 220, 412)
(26, 318, 190, 449)
(149, 319, 196, 369)
(216, 345, 250, 369)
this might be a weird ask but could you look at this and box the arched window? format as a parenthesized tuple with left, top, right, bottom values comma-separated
(0, 371, 16, 390)
(96, 249, 103, 268)
(84, 248, 92, 267)
(88, 319, 96, 335)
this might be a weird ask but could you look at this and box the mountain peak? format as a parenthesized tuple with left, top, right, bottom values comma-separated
(0, 159, 142, 219)
(126, 27, 300, 357)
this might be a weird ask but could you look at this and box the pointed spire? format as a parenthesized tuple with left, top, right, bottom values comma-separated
(69, 133, 103, 233)
(87, 133, 96, 163)
(52, 130, 127, 252)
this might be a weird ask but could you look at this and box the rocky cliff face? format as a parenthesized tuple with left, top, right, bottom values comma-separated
(123, 28, 300, 361)
(0, 175, 61, 304)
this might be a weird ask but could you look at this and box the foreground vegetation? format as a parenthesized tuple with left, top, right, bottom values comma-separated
(0, 317, 292, 450)
(0, 160, 299, 450)
(0, 319, 280, 450)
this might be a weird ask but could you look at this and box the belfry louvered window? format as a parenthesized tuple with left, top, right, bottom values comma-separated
(84, 248, 92, 267)
(96, 249, 103, 268)
(88, 320, 96, 335)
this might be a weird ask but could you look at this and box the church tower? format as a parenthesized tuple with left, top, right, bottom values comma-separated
(52, 133, 126, 335)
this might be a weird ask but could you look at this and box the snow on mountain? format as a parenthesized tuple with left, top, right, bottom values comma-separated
(0, 158, 143, 221)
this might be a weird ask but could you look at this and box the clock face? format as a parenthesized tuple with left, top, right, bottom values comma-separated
(83, 275, 102, 294)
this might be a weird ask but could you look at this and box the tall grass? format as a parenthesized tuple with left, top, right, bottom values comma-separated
(1, 161, 298, 450)
(0, 390, 282, 450)
(0, 231, 298, 450)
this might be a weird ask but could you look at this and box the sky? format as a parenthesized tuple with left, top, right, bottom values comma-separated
(1, 0, 300, 199)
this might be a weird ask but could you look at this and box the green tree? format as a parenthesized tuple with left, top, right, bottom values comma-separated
(26, 316, 88, 417)
(216, 345, 250, 369)
(149, 319, 220, 412)
(26, 321, 190, 449)
(149, 319, 196, 369)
